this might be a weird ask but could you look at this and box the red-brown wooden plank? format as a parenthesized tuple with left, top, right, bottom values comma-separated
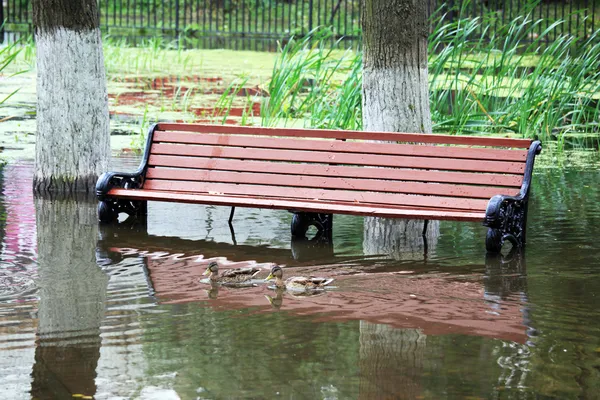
(150, 143, 525, 174)
(156, 123, 533, 148)
(152, 131, 528, 162)
(107, 188, 486, 221)
(143, 179, 490, 211)
(148, 155, 524, 187)
(145, 168, 518, 199)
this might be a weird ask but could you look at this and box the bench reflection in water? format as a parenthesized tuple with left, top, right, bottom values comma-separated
(97, 223, 532, 345)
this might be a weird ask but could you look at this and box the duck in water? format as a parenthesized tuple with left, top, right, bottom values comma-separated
(264, 265, 334, 292)
(202, 261, 261, 286)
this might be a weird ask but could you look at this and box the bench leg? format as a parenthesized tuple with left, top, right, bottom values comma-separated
(229, 207, 236, 224)
(98, 201, 118, 224)
(135, 200, 148, 217)
(291, 212, 333, 240)
(485, 228, 504, 253)
(484, 197, 528, 254)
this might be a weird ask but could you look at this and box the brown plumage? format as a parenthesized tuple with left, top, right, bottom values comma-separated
(265, 265, 334, 292)
(202, 261, 260, 285)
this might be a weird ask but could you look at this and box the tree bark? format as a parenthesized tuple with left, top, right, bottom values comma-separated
(32, 0, 110, 193)
(362, 0, 439, 259)
(31, 195, 108, 399)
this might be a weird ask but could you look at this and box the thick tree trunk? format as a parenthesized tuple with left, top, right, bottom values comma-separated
(32, 0, 110, 193)
(362, 0, 439, 259)
(359, 322, 426, 399)
(31, 195, 108, 399)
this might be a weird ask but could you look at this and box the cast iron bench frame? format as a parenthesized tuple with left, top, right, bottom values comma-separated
(96, 123, 541, 253)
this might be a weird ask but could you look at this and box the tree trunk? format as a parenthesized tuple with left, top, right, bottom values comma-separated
(359, 322, 426, 399)
(32, 0, 110, 193)
(361, 0, 439, 259)
(31, 195, 108, 399)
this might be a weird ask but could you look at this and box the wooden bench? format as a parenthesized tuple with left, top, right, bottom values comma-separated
(96, 123, 542, 253)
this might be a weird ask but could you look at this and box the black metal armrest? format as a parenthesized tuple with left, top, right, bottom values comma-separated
(484, 194, 524, 229)
(95, 123, 158, 201)
(483, 140, 541, 253)
(96, 171, 144, 200)
(96, 124, 159, 223)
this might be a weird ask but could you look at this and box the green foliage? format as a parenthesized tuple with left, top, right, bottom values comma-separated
(214, 74, 254, 125)
(256, 6, 599, 151)
(103, 34, 194, 76)
(428, 2, 600, 147)
(260, 27, 362, 130)
(0, 30, 24, 106)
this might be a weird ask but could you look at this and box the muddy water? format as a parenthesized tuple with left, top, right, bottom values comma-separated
(0, 158, 600, 399)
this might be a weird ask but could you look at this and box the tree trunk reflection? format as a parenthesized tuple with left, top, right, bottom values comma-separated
(359, 322, 425, 399)
(31, 195, 108, 399)
(363, 217, 439, 260)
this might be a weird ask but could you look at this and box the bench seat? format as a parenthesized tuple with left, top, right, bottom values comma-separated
(96, 123, 541, 253)
(106, 188, 487, 221)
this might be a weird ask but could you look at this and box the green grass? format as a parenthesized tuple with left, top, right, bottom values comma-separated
(428, 9, 600, 146)
(0, 33, 25, 107)
(99, 15, 600, 152)
(101, 34, 277, 80)
(2, 4, 599, 155)
(254, 12, 600, 150)
(260, 28, 360, 129)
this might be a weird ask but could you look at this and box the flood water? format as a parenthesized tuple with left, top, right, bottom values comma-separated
(0, 157, 599, 400)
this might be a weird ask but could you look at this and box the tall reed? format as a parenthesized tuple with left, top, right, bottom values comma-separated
(0, 36, 24, 107)
(261, 28, 361, 129)
(262, 3, 599, 149)
(428, 3, 600, 146)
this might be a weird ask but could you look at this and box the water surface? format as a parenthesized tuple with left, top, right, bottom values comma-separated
(0, 159, 599, 399)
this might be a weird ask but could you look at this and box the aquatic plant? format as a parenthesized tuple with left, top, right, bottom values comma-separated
(213, 74, 255, 125)
(428, 3, 600, 147)
(260, 27, 361, 129)
(258, 7, 599, 150)
(0, 32, 24, 107)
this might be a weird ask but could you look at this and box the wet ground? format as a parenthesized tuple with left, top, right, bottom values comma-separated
(0, 157, 599, 399)
(2, 48, 600, 399)
(0, 49, 276, 160)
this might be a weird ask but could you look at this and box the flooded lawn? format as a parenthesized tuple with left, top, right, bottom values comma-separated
(1, 47, 600, 399)
(0, 49, 276, 160)
(0, 157, 599, 399)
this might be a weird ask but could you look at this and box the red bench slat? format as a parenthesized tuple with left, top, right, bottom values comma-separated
(152, 131, 528, 162)
(150, 143, 526, 174)
(143, 179, 491, 211)
(156, 123, 533, 148)
(145, 167, 519, 199)
(107, 188, 487, 222)
(148, 155, 524, 187)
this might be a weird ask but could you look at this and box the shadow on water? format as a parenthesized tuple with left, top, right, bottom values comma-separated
(1, 161, 600, 398)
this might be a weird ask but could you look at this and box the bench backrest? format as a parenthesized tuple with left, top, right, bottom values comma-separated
(141, 123, 535, 213)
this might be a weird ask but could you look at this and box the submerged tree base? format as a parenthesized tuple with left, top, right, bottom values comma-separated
(33, 174, 99, 194)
